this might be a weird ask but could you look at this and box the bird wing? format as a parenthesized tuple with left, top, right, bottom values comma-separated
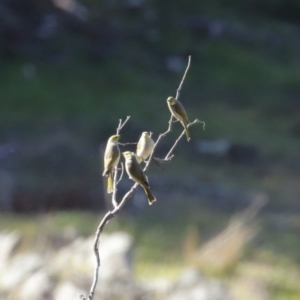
(104, 143, 120, 170)
(173, 101, 189, 122)
(136, 138, 143, 155)
(131, 156, 150, 187)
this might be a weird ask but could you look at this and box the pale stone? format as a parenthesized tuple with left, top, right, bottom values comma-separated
(0, 231, 21, 269)
(0, 253, 43, 290)
(18, 271, 53, 300)
(167, 269, 233, 300)
(53, 282, 85, 300)
(51, 231, 133, 283)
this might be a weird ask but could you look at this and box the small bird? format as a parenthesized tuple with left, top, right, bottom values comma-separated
(136, 132, 155, 164)
(167, 96, 190, 141)
(122, 151, 156, 205)
(102, 135, 121, 193)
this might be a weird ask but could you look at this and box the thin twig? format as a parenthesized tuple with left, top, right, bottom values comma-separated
(116, 116, 130, 135)
(118, 142, 137, 146)
(111, 166, 119, 209)
(175, 55, 191, 100)
(161, 115, 174, 137)
(153, 156, 173, 163)
(165, 119, 204, 160)
(111, 116, 131, 206)
(116, 162, 124, 186)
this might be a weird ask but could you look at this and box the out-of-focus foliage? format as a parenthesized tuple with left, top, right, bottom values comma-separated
(1, 1, 300, 209)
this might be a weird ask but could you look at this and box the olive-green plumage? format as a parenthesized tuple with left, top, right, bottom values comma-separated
(123, 151, 156, 205)
(136, 131, 155, 164)
(167, 96, 190, 141)
(102, 135, 120, 193)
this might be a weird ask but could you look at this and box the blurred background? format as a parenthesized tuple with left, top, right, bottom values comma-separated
(1, 0, 300, 299)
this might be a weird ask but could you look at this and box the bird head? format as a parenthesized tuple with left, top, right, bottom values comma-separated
(122, 151, 134, 159)
(109, 135, 120, 142)
(141, 131, 150, 137)
(167, 96, 176, 104)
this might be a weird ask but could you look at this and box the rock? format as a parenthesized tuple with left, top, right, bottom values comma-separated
(50, 232, 134, 299)
(53, 282, 85, 300)
(0, 253, 44, 290)
(143, 278, 173, 295)
(230, 277, 269, 300)
(0, 231, 21, 269)
(17, 271, 54, 300)
(50, 236, 95, 279)
(167, 269, 233, 300)
(51, 231, 133, 283)
(98, 231, 133, 281)
(176, 269, 203, 287)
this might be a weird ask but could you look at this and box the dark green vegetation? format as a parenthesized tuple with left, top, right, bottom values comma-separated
(2, 1, 300, 157)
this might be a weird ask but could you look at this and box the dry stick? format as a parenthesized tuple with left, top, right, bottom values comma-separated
(111, 117, 131, 207)
(80, 117, 131, 300)
(111, 167, 119, 209)
(80, 56, 195, 300)
(116, 116, 130, 135)
(165, 119, 205, 160)
(83, 185, 138, 300)
(119, 142, 138, 146)
(176, 55, 191, 101)
(116, 162, 124, 186)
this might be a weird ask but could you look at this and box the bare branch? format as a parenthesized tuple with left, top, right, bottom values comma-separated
(82, 117, 132, 300)
(116, 116, 130, 135)
(81, 56, 200, 300)
(161, 115, 174, 137)
(107, 116, 132, 207)
(118, 142, 137, 146)
(165, 119, 204, 160)
(153, 156, 174, 163)
(116, 162, 124, 186)
(175, 55, 191, 101)
(84, 186, 138, 300)
(162, 56, 191, 138)
(111, 167, 119, 209)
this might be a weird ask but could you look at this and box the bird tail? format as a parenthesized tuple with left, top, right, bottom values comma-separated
(182, 121, 190, 141)
(143, 186, 156, 205)
(107, 173, 113, 194)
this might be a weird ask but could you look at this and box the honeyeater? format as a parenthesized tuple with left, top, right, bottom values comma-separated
(102, 135, 120, 193)
(167, 96, 190, 141)
(123, 151, 156, 205)
(136, 131, 155, 163)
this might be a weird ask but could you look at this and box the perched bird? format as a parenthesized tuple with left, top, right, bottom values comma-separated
(136, 131, 155, 164)
(122, 151, 156, 205)
(167, 96, 190, 141)
(102, 135, 121, 193)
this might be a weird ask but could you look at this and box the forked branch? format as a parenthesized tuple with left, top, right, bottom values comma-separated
(80, 55, 205, 300)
